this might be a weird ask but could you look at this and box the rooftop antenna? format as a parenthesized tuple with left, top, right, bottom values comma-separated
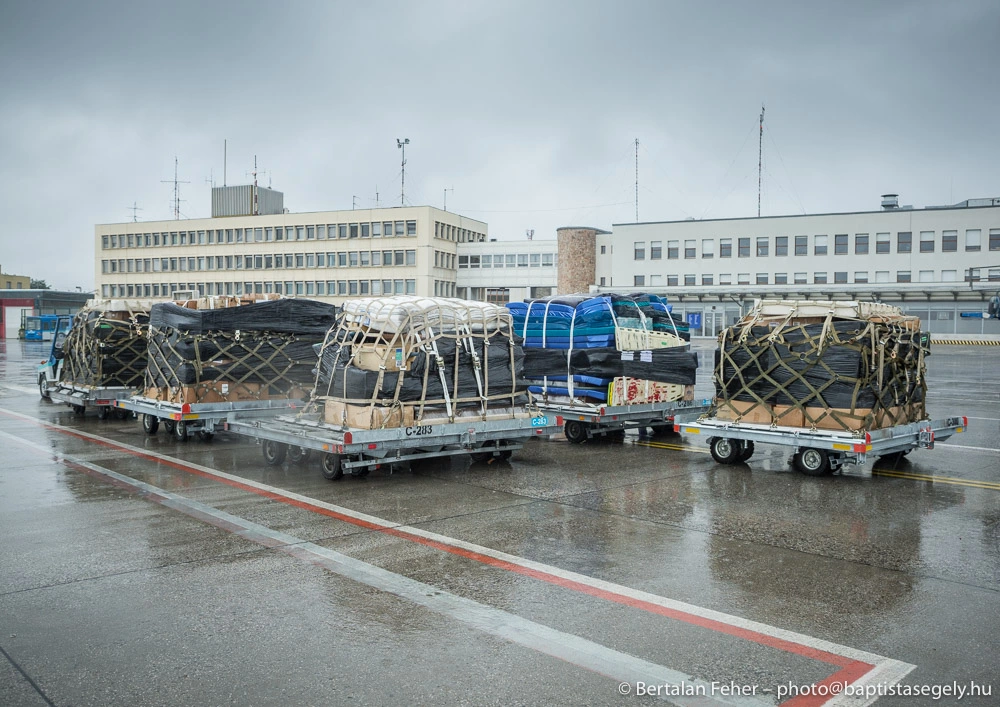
(205, 169, 215, 189)
(634, 138, 639, 222)
(526, 229, 534, 241)
(375, 186, 379, 208)
(161, 156, 189, 220)
(223, 139, 227, 187)
(757, 104, 765, 217)
(444, 186, 454, 211)
(397, 138, 409, 206)
(352, 195, 359, 210)
(246, 156, 266, 215)
(128, 202, 143, 222)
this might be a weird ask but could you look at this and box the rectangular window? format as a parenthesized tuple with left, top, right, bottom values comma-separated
(684, 274, 696, 286)
(834, 234, 848, 254)
(349, 252, 359, 267)
(371, 222, 380, 237)
(361, 223, 370, 238)
(634, 275, 645, 286)
(529, 253, 540, 267)
(941, 269, 957, 282)
(855, 234, 869, 254)
(667, 275, 678, 286)
(406, 250, 416, 266)
(794, 272, 807, 284)
(737, 273, 750, 285)
(296, 254, 305, 268)
(383, 222, 392, 238)
(517, 254, 528, 267)
(990, 229, 1000, 251)
(649, 274, 662, 286)
(738, 237, 750, 257)
(701, 239, 714, 258)
(814, 272, 828, 284)
(370, 251, 381, 267)
(359, 251, 369, 267)
(918, 270, 934, 282)
(897, 270, 911, 283)
(965, 229, 981, 251)
(854, 272, 868, 283)
(349, 224, 358, 239)
(756, 273, 768, 285)
(756, 237, 768, 257)
(814, 235, 828, 256)
(316, 253, 326, 267)
(775, 236, 788, 256)
(306, 253, 316, 268)
(600, 245, 606, 254)
(919, 231, 934, 253)
(650, 241, 662, 259)
(634, 241, 645, 260)
(702, 274, 713, 286)
(719, 273, 732, 285)
(719, 238, 732, 258)
(875, 270, 890, 283)
(667, 240, 679, 259)
(684, 239, 696, 258)
(794, 235, 807, 255)
(542, 253, 554, 267)
(406, 221, 416, 236)
(897, 232, 911, 253)
(875, 232, 890, 253)
(774, 272, 787, 285)
(834, 271, 848, 284)
(942, 230, 957, 252)
(395, 221, 405, 236)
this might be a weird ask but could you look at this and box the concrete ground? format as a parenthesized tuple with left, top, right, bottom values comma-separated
(0, 338, 997, 706)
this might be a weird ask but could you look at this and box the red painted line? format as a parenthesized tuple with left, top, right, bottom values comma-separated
(4, 410, 880, 700)
(781, 660, 874, 707)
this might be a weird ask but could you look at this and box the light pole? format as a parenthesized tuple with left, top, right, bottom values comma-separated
(397, 138, 409, 206)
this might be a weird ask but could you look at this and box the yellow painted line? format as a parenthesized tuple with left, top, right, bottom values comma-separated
(873, 468, 1000, 491)
(634, 440, 711, 455)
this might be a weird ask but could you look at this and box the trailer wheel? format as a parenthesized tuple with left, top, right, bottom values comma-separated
(287, 446, 310, 465)
(709, 437, 743, 465)
(262, 440, 286, 466)
(469, 450, 493, 463)
(564, 420, 589, 444)
(39, 375, 50, 400)
(739, 440, 755, 461)
(97, 406, 110, 420)
(498, 449, 513, 461)
(163, 419, 177, 435)
(793, 448, 830, 476)
(174, 420, 189, 442)
(142, 414, 159, 435)
(321, 453, 344, 480)
(114, 407, 130, 420)
(196, 430, 215, 443)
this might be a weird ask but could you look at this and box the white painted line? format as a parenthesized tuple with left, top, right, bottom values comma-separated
(0, 408, 917, 706)
(0, 429, 763, 707)
(964, 417, 1000, 422)
(935, 443, 1000, 453)
(1, 383, 39, 395)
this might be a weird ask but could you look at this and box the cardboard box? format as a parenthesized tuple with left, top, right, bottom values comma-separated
(144, 382, 306, 405)
(714, 399, 775, 424)
(324, 400, 415, 429)
(609, 377, 686, 405)
(352, 343, 412, 372)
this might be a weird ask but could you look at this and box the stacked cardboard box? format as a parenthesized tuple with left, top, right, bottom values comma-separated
(714, 300, 928, 431)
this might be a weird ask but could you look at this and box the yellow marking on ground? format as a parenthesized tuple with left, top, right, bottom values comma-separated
(873, 468, 1000, 491)
(633, 440, 711, 454)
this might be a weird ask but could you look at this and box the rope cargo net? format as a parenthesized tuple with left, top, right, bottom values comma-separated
(712, 301, 928, 433)
(59, 301, 150, 389)
(313, 296, 528, 427)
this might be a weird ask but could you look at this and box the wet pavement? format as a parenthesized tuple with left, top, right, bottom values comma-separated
(1, 338, 998, 706)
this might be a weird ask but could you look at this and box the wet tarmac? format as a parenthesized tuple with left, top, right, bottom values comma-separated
(1, 338, 998, 706)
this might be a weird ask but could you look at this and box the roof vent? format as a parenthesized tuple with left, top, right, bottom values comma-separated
(881, 193, 899, 210)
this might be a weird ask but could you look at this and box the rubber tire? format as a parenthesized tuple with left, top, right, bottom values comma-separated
(262, 440, 286, 466)
(564, 420, 589, 444)
(709, 437, 744, 464)
(174, 420, 189, 442)
(39, 375, 50, 400)
(97, 406, 110, 420)
(196, 430, 215, 443)
(469, 451, 493, 463)
(72, 405, 85, 416)
(794, 448, 831, 476)
(287, 446, 310, 465)
(142, 414, 159, 435)
(321, 453, 344, 480)
(739, 440, 755, 462)
(163, 419, 177, 435)
(114, 407, 130, 420)
(498, 449, 513, 461)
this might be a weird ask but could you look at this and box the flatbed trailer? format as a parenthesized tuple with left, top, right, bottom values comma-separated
(224, 410, 564, 479)
(46, 382, 135, 419)
(115, 395, 304, 442)
(676, 415, 968, 475)
(534, 398, 713, 444)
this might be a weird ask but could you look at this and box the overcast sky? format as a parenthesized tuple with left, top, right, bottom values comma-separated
(1, 0, 997, 290)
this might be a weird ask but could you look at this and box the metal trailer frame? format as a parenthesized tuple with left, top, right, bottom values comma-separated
(47, 382, 135, 419)
(533, 398, 713, 444)
(115, 395, 305, 442)
(224, 410, 565, 479)
(675, 415, 969, 476)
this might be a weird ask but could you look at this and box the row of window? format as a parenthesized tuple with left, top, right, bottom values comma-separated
(433, 280, 457, 297)
(631, 229, 1000, 260)
(434, 250, 457, 269)
(102, 221, 420, 250)
(434, 222, 486, 243)
(458, 253, 555, 268)
(100, 279, 420, 299)
(101, 250, 418, 274)
(620, 268, 999, 287)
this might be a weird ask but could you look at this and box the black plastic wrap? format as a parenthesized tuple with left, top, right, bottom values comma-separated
(150, 299, 337, 335)
(59, 310, 149, 388)
(522, 346, 698, 385)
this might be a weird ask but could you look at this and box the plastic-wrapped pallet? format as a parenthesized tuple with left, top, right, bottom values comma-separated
(145, 297, 337, 404)
(506, 293, 696, 405)
(59, 299, 152, 389)
(713, 299, 928, 431)
(315, 296, 528, 428)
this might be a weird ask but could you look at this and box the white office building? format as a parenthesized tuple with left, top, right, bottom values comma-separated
(455, 239, 558, 304)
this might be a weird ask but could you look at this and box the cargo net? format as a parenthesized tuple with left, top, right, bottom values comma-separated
(145, 299, 338, 404)
(313, 296, 528, 426)
(59, 305, 149, 388)
(714, 311, 929, 432)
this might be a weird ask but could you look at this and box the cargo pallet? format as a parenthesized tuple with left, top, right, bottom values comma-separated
(224, 411, 564, 479)
(115, 396, 304, 442)
(46, 382, 135, 419)
(676, 415, 968, 475)
(534, 399, 713, 444)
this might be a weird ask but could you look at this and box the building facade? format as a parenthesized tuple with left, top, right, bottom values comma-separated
(1, 265, 30, 290)
(455, 239, 558, 303)
(95, 205, 487, 302)
(593, 197, 1000, 336)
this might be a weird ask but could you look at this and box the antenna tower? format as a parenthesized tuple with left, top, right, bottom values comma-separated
(526, 229, 534, 241)
(128, 202, 143, 222)
(161, 157, 189, 220)
(397, 138, 409, 206)
(635, 138, 639, 222)
(757, 105, 765, 217)
(246, 156, 267, 215)
(444, 186, 454, 211)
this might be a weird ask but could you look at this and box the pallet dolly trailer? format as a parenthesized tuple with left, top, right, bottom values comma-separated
(224, 410, 564, 480)
(535, 399, 713, 444)
(46, 382, 135, 419)
(115, 396, 304, 443)
(676, 415, 968, 476)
